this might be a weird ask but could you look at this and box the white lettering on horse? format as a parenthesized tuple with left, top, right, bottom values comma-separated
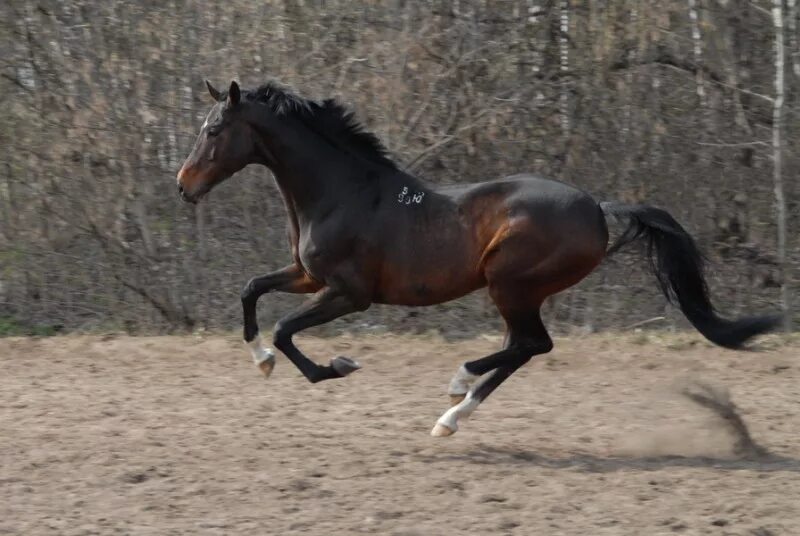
(397, 186, 425, 205)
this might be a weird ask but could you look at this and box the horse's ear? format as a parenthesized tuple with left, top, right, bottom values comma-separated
(205, 79, 221, 101)
(227, 80, 241, 106)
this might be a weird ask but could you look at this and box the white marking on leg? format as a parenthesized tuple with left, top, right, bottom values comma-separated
(432, 392, 481, 435)
(247, 334, 275, 377)
(248, 334, 274, 364)
(447, 365, 479, 396)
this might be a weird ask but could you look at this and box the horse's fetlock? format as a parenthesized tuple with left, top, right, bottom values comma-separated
(307, 370, 325, 384)
(538, 337, 554, 354)
(515, 336, 553, 356)
(243, 325, 258, 343)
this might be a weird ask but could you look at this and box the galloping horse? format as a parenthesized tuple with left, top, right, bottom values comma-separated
(177, 80, 779, 437)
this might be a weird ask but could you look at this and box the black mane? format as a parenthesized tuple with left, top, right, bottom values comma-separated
(246, 81, 398, 170)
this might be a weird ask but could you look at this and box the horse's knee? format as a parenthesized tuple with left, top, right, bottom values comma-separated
(272, 320, 291, 349)
(240, 277, 259, 304)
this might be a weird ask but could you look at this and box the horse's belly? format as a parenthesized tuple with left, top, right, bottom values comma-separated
(370, 198, 486, 305)
(374, 280, 485, 306)
(373, 253, 485, 306)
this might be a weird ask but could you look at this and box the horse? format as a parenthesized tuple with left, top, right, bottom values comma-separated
(177, 80, 779, 437)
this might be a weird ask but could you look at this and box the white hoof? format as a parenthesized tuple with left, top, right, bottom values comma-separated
(431, 422, 456, 437)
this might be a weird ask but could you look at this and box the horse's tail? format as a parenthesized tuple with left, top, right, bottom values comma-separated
(600, 201, 780, 348)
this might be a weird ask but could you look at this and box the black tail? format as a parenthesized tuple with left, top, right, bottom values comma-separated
(600, 202, 780, 349)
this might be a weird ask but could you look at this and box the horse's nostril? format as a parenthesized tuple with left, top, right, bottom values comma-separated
(178, 185, 184, 194)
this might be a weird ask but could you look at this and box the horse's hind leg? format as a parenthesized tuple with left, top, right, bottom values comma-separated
(446, 364, 480, 406)
(432, 308, 552, 436)
(433, 207, 606, 436)
(444, 329, 516, 405)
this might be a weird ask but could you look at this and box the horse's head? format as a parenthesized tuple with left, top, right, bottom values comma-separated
(177, 80, 257, 203)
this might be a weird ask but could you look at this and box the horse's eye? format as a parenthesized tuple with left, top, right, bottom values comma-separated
(207, 125, 222, 137)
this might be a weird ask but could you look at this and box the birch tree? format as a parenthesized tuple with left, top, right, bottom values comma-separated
(772, 0, 791, 330)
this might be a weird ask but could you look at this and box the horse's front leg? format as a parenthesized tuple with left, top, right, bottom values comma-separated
(241, 264, 322, 377)
(272, 287, 369, 383)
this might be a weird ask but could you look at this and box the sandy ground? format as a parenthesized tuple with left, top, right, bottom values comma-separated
(1, 332, 799, 535)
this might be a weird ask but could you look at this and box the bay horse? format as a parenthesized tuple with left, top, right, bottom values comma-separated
(177, 80, 779, 437)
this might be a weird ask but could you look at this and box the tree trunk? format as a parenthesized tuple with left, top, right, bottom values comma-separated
(559, 0, 570, 138)
(788, 0, 800, 78)
(688, 0, 707, 104)
(772, 0, 791, 331)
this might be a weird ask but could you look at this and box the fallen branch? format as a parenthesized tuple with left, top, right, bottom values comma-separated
(623, 316, 666, 330)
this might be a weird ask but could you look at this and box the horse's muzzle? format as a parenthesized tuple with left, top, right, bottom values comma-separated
(176, 166, 200, 204)
(177, 184, 196, 204)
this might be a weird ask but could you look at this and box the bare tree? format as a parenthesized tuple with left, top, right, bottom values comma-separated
(772, 0, 791, 330)
(0, 0, 794, 336)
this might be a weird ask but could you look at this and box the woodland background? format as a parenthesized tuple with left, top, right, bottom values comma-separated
(0, 0, 796, 337)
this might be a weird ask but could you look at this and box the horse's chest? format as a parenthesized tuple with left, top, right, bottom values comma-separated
(297, 239, 323, 277)
(296, 230, 344, 281)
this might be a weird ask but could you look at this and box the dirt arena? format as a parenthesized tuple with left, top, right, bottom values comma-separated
(1, 332, 798, 535)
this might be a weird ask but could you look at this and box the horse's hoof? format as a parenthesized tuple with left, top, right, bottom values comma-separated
(430, 423, 456, 437)
(258, 358, 275, 378)
(331, 356, 361, 377)
(449, 394, 466, 406)
(248, 338, 275, 379)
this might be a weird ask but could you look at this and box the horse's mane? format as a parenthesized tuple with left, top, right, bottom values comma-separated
(246, 81, 398, 170)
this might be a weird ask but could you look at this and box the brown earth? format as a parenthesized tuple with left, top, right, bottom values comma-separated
(1, 332, 799, 535)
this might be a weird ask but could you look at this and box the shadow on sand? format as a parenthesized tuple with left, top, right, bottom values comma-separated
(421, 379, 800, 473)
(416, 444, 800, 473)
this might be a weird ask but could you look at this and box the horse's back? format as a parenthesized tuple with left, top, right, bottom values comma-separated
(445, 174, 604, 230)
(444, 173, 592, 205)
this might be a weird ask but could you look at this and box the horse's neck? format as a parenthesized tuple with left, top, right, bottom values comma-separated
(253, 112, 429, 219)
(256, 126, 339, 210)
(259, 120, 403, 215)
(269, 160, 382, 217)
